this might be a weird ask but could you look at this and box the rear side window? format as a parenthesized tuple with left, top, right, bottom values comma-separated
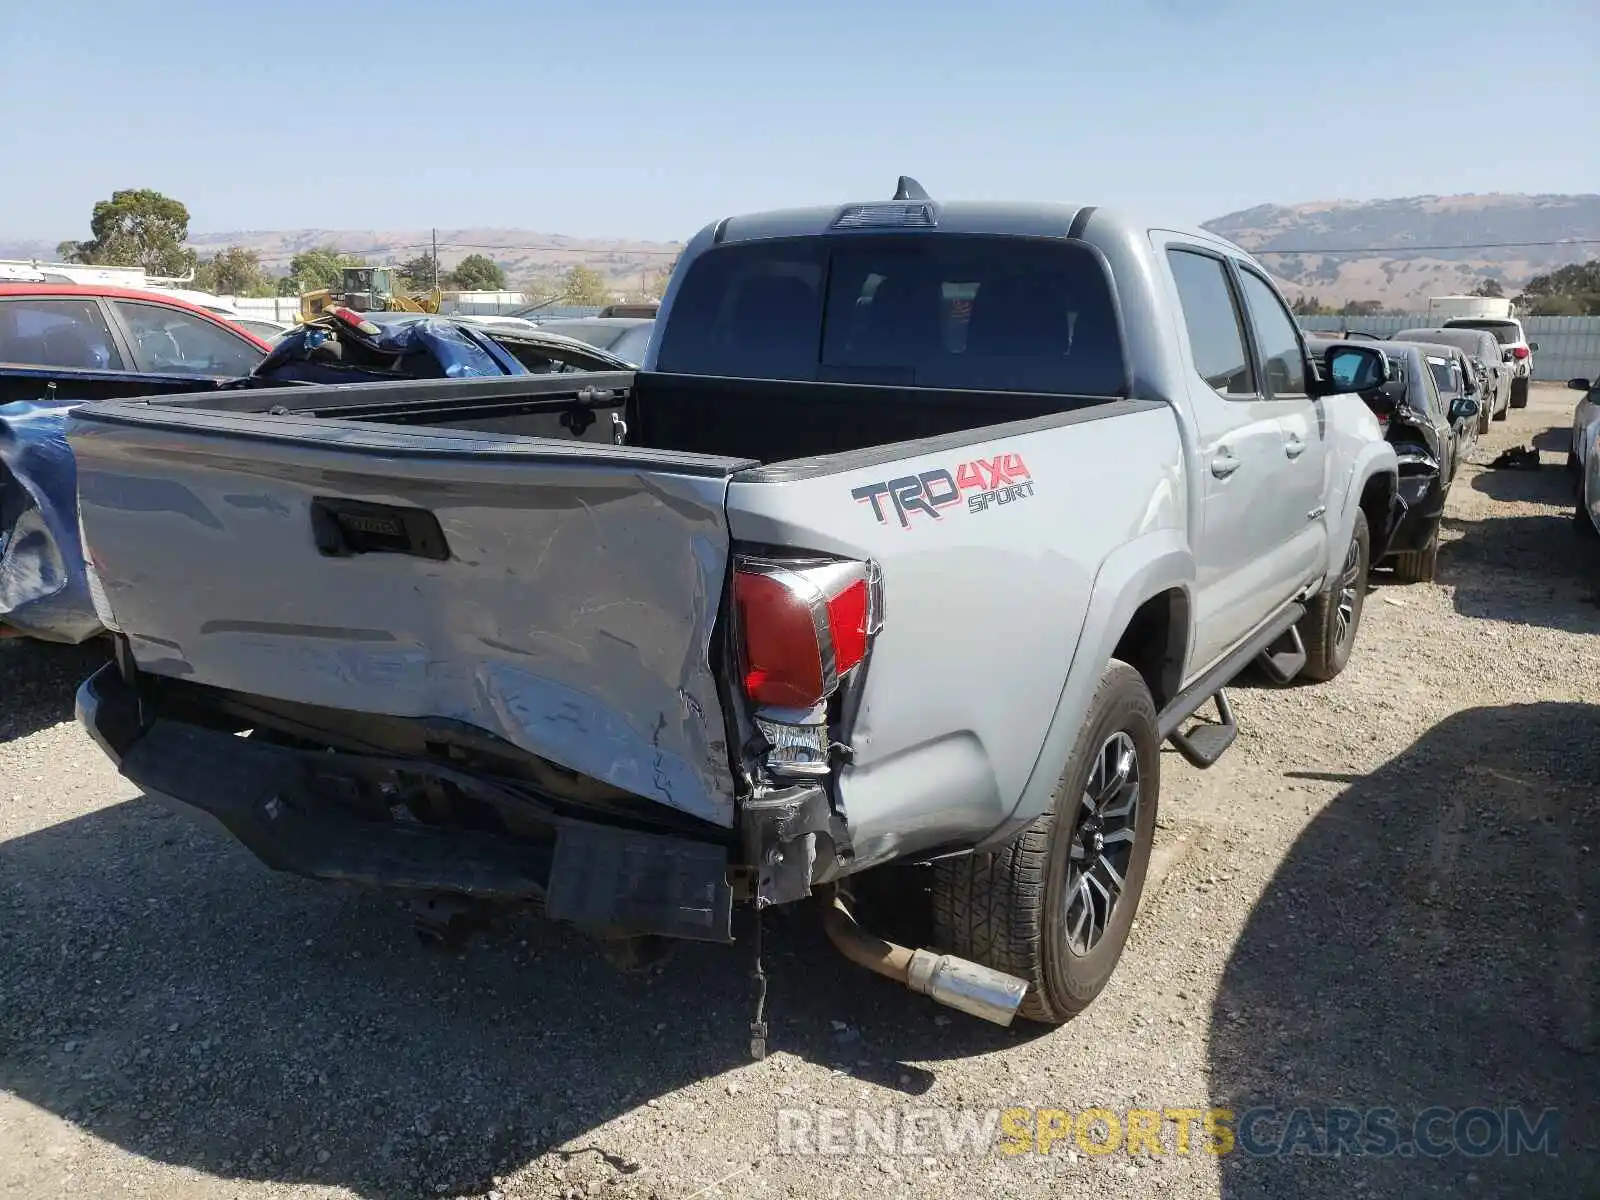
(1166, 249, 1254, 396)
(0, 297, 124, 370)
(655, 235, 1127, 396)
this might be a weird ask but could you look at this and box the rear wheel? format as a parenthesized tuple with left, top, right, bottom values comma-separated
(1510, 377, 1530, 409)
(1391, 521, 1441, 583)
(1299, 509, 1370, 682)
(930, 660, 1159, 1024)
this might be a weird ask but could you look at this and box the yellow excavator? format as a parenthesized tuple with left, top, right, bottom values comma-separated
(299, 267, 442, 322)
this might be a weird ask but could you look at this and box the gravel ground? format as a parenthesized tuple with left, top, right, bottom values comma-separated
(2, 384, 1597, 1200)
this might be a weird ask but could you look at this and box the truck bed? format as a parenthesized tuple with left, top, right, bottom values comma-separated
(122, 368, 1104, 463)
(67, 368, 1142, 840)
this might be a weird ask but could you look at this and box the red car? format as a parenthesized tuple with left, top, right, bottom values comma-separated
(0, 283, 271, 405)
(1, 285, 273, 642)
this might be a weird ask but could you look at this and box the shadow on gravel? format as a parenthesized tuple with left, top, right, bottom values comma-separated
(0, 799, 1030, 1199)
(1210, 703, 1600, 1200)
(1427, 466, 1600, 634)
(0, 637, 108, 744)
(1530, 426, 1573, 457)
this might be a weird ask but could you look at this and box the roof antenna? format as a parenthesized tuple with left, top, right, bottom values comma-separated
(893, 176, 930, 201)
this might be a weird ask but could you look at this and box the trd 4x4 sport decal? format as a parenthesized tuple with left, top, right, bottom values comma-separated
(852, 453, 1036, 529)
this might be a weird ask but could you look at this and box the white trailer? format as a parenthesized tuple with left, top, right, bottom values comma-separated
(1427, 295, 1515, 322)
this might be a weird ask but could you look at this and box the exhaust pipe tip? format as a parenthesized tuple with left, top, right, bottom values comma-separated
(820, 888, 1029, 1028)
(907, 948, 1028, 1027)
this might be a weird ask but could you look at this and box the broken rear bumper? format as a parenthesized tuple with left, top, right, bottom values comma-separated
(77, 662, 735, 943)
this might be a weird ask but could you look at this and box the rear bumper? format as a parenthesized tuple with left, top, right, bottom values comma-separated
(77, 662, 735, 942)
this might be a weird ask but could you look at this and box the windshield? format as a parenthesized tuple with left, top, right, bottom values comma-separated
(654, 234, 1127, 395)
(1444, 319, 1521, 344)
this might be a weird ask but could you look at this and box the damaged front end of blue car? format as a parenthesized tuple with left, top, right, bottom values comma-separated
(0, 398, 102, 644)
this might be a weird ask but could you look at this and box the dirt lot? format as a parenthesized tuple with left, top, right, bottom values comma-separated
(2, 384, 1597, 1200)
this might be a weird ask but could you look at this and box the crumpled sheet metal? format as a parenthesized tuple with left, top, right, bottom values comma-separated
(254, 316, 526, 384)
(0, 398, 101, 643)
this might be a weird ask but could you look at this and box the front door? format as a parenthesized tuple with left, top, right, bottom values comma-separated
(1163, 244, 1315, 673)
(1232, 266, 1329, 595)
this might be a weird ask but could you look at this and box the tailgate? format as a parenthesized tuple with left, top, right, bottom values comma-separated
(67, 404, 754, 826)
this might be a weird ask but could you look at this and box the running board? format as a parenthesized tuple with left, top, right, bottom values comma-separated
(1256, 624, 1308, 684)
(1167, 691, 1236, 769)
(1156, 601, 1306, 741)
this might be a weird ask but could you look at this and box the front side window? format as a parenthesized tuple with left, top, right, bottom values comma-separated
(1166, 249, 1255, 397)
(1235, 269, 1308, 399)
(113, 301, 265, 376)
(1426, 356, 1458, 396)
(655, 235, 1127, 396)
(0, 298, 124, 370)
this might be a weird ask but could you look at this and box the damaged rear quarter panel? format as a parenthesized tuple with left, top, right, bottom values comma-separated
(70, 420, 739, 826)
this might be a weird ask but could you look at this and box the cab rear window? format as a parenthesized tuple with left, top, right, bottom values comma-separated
(655, 235, 1128, 396)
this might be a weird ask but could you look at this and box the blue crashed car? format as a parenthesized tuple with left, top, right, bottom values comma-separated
(0, 311, 631, 643)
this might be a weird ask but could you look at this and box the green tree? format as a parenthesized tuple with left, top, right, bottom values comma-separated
(445, 253, 507, 291)
(58, 187, 197, 277)
(560, 264, 612, 306)
(1291, 294, 1330, 316)
(1337, 299, 1384, 317)
(1470, 277, 1505, 299)
(282, 245, 366, 294)
(645, 255, 680, 299)
(398, 253, 442, 292)
(193, 247, 273, 297)
(1517, 260, 1600, 315)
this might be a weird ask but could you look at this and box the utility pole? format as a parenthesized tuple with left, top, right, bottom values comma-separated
(432, 228, 439, 290)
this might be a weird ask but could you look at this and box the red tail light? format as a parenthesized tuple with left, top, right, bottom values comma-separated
(733, 558, 880, 709)
(1512, 345, 1530, 360)
(331, 307, 382, 336)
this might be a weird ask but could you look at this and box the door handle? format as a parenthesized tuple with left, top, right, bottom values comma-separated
(1284, 435, 1306, 459)
(1210, 452, 1241, 479)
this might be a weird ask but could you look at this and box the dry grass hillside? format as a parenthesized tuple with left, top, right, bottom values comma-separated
(1203, 193, 1600, 309)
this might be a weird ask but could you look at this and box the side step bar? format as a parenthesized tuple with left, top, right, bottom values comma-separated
(1256, 623, 1308, 684)
(1156, 601, 1307, 770)
(1167, 691, 1236, 769)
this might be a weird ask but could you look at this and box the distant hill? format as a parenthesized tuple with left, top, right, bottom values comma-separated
(6, 193, 1597, 307)
(1203, 193, 1600, 309)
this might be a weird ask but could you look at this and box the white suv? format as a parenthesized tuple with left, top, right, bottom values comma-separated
(1443, 317, 1538, 409)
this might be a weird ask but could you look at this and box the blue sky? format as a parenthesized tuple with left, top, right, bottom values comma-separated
(2, 0, 1595, 243)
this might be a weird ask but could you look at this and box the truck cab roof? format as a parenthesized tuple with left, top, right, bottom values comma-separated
(700, 193, 1239, 258)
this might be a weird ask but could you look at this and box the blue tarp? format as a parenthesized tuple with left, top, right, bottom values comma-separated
(252, 315, 528, 384)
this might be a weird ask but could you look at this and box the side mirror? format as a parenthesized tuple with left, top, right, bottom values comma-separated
(1320, 344, 1389, 395)
(1570, 378, 1594, 391)
(1529, 342, 1540, 352)
(1450, 395, 1481, 423)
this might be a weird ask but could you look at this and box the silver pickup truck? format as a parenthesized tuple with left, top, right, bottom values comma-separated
(69, 180, 1400, 1044)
